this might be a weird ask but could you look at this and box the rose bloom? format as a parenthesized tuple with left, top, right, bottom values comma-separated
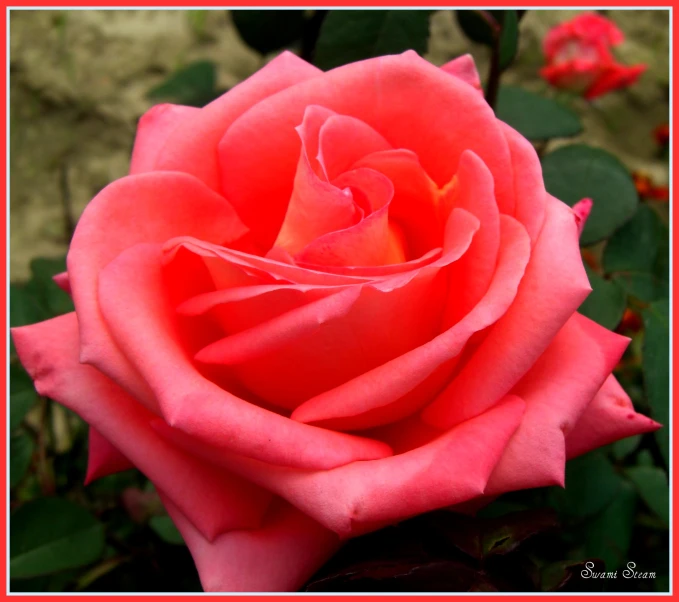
(13, 51, 659, 592)
(541, 12, 646, 100)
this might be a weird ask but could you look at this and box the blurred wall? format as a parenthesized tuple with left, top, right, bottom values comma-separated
(9, 9, 669, 280)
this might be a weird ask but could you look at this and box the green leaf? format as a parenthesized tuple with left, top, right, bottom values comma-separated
(10, 433, 34, 488)
(585, 480, 636, 571)
(636, 449, 654, 467)
(541, 145, 639, 246)
(10, 391, 36, 432)
(496, 86, 582, 141)
(10, 284, 48, 328)
(455, 10, 498, 45)
(641, 300, 669, 466)
(578, 265, 626, 330)
(497, 10, 518, 69)
(10, 364, 37, 431)
(25, 257, 74, 317)
(642, 299, 670, 466)
(149, 516, 184, 545)
(653, 220, 669, 285)
(626, 466, 669, 524)
(11, 498, 105, 579)
(550, 451, 622, 519)
(314, 10, 431, 71)
(611, 434, 641, 460)
(147, 61, 218, 107)
(455, 10, 517, 68)
(603, 205, 662, 274)
(10, 285, 49, 356)
(231, 10, 306, 54)
(612, 271, 668, 302)
(480, 508, 558, 557)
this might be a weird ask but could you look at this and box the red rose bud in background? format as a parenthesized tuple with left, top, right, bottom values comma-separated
(541, 12, 646, 100)
(653, 123, 670, 147)
(632, 171, 670, 202)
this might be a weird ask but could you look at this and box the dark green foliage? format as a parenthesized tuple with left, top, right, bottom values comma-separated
(231, 10, 307, 55)
(314, 10, 431, 70)
(147, 61, 220, 107)
(541, 145, 639, 245)
(496, 86, 582, 140)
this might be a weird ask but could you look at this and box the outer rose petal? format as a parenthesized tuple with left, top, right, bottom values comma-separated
(154, 396, 526, 538)
(85, 427, 134, 484)
(153, 51, 322, 192)
(218, 51, 514, 249)
(422, 195, 592, 429)
(68, 171, 248, 413)
(161, 495, 339, 593)
(585, 62, 646, 100)
(11, 314, 272, 542)
(96, 243, 393, 468)
(440, 54, 483, 93)
(540, 60, 600, 94)
(129, 103, 199, 174)
(499, 122, 547, 245)
(572, 197, 593, 235)
(484, 313, 630, 494)
(565, 374, 661, 459)
(53, 271, 71, 294)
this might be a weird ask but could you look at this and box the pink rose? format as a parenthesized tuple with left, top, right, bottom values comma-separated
(12, 51, 659, 592)
(541, 12, 646, 99)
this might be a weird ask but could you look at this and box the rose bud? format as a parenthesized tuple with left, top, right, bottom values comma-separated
(12, 51, 660, 592)
(540, 12, 646, 100)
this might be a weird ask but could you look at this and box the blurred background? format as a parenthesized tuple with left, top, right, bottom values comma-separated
(9, 9, 670, 593)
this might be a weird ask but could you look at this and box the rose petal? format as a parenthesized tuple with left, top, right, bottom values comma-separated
(422, 195, 592, 429)
(161, 494, 339, 592)
(296, 247, 442, 278)
(165, 236, 372, 287)
(129, 104, 200, 175)
(85, 427, 134, 484)
(153, 51, 321, 192)
(294, 169, 398, 267)
(178, 282, 351, 336)
(439, 150, 500, 325)
(197, 210, 478, 409)
(53, 271, 71, 294)
(11, 314, 272, 542)
(96, 243, 392, 468)
(291, 214, 528, 431)
(565, 374, 661, 458)
(499, 121, 547, 245)
(585, 62, 646, 99)
(572, 197, 593, 235)
(155, 396, 525, 538)
(351, 149, 441, 258)
(218, 51, 514, 249)
(484, 312, 630, 494)
(440, 53, 483, 93)
(273, 146, 360, 257)
(68, 172, 248, 413)
(317, 113, 392, 180)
